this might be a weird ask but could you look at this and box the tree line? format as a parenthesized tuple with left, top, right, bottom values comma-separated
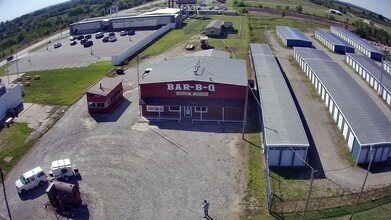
(353, 21, 391, 46)
(0, 0, 151, 59)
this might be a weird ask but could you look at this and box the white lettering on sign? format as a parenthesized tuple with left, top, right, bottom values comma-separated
(167, 83, 215, 92)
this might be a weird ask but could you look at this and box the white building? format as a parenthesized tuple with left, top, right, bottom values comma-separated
(0, 79, 24, 123)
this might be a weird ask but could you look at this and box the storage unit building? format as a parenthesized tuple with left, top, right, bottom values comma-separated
(331, 26, 384, 61)
(315, 29, 354, 54)
(346, 53, 391, 107)
(139, 54, 248, 123)
(250, 43, 309, 167)
(276, 26, 312, 48)
(204, 20, 224, 37)
(384, 61, 391, 76)
(86, 77, 123, 114)
(0, 80, 23, 122)
(294, 47, 391, 164)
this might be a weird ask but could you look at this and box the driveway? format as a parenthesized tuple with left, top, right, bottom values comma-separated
(0, 50, 247, 220)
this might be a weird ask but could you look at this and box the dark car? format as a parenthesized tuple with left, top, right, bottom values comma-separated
(116, 68, 124, 75)
(127, 29, 135, 36)
(108, 32, 115, 37)
(77, 35, 84, 40)
(70, 41, 77, 46)
(83, 41, 93, 48)
(6, 55, 14, 62)
(80, 38, 88, 45)
(85, 34, 92, 39)
(102, 37, 109, 43)
(54, 43, 62, 49)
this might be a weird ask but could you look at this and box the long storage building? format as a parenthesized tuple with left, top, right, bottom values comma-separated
(139, 52, 248, 123)
(315, 29, 354, 54)
(384, 61, 391, 76)
(331, 26, 384, 61)
(250, 43, 309, 167)
(0, 79, 24, 123)
(294, 47, 391, 164)
(346, 53, 391, 107)
(276, 26, 312, 48)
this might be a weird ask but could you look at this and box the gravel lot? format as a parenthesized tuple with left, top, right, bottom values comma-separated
(0, 50, 248, 220)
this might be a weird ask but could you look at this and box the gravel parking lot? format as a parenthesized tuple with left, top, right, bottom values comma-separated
(0, 50, 247, 220)
(5, 30, 156, 74)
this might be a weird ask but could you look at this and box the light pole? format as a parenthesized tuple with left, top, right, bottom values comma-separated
(16, 52, 19, 79)
(90, 45, 93, 55)
(0, 166, 13, 220)
(6, 60, 10, 85)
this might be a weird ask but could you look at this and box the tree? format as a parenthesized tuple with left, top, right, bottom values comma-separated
(276, 5, 281, 10)
(284, 6, 290, 11)
(296, 5, 303, 13)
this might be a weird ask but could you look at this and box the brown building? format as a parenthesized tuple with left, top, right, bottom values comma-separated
(139, 51, 248, 123)
(86, 77, 123, 114)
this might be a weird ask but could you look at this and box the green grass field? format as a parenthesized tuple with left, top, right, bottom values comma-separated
(0, 123, 33, 174)
(0, 60, 15, 76)
(21, 61, 114, 105)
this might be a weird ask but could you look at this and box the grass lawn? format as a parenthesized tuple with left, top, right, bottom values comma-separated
(0, 123, 33, 174)
(0, 60, 15, 76)
(20, 61, 114, 105)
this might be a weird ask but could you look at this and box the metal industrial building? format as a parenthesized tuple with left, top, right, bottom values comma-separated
(314, 29, 354, 54)
(0, 79, 23, 122)
(250, 43, 309, 167)
(139, 52, 248, 123)
(346, 53, 391, 107)
(86, 77, 123, 114)
(331, 26, 384, 61)
(203, 20, 233, 37)
(294, 47, 391, 164)
(384, 61, 391, 75)
(69, 8, 182, 35)
(276, 26, 312, 48)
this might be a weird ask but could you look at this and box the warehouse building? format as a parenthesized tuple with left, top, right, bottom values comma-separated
(384, 61, 391, 76)
(331, 26, 384, 61)
(276, 26, 312, 48)
(203, 20, 233, 37)
(250, 43, 309, 167)
(70, 8, 182, 35)
(315, 29, 354, 54)
(86, 77, 123, 114)
(294, 47, 391, 164)
(139, 53, 248, 123)
(346, 53, 391, 107)
(0, 79, 24, 123)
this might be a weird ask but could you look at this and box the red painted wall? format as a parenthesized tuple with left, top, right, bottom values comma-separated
(140, 81, 246, 99)
(87, 83, 123, 114)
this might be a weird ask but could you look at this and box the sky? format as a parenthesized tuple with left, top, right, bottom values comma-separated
(0, 0, 390, 22)
(0, 0, 69, 22)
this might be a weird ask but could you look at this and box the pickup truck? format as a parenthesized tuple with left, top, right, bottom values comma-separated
(48, 159, 79, 181)
(15, 167, 48, 194)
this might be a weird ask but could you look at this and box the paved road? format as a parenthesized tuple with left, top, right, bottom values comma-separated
(268, 31, 391, 189)
(0, 51, 247, 220)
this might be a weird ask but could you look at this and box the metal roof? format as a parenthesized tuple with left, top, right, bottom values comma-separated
(295, 47, 391, 144)
(205, 20, 224, 29)
(315, 29, 354, 48)
(331, 26, 384, 54)
(193, 49, 230, 58)
(276, 26, 312, 42)
(250, 43, 309, 147)
(87, 77, 122, 96)
(347, 53, 391, 90)
(140, 56, 247, 86)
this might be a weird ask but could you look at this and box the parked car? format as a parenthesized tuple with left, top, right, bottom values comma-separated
(48, 159, 79, 181)
(85, 34, 92, 39)
(120, 31, 127, 36)
(70, 36, 77, 41)
(77, 35, 84, 40)
(102, 37, 109, 43)
(116, 67, 124, 75)
(108, 32, 115, 37)
(15, 167, 48, 194)
(108, 36, 117, 42)
(83, 40, 93, 48)
(70, 40, 77, 46)
(95, 32, 104, 39)
(185, 44, 195, 50)
(54, 43, 62, 49)
(127, 29, 135, 36)
(80, 38, 88, 45)
(6, 55, 14, 61)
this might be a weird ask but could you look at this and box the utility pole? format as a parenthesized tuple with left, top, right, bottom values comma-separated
(137, 52, 142, 120)
(90, 45, 93, 55)
(16, 53, 19, 79)
(302, 169, 315, 220)
(241, 84, 249, 139)
(1, 166, 13, 220)
(350, 145, 373, 220)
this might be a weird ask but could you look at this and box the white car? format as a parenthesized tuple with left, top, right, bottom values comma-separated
(95, 32, 104, 39)
(108, 36, 117, 42)
(48, 159, 79, 181)
(15, 167, 47, 194)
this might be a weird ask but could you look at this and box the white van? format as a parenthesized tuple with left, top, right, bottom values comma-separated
(15, 167, 48, 194)
(48, 159, 79, 181)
